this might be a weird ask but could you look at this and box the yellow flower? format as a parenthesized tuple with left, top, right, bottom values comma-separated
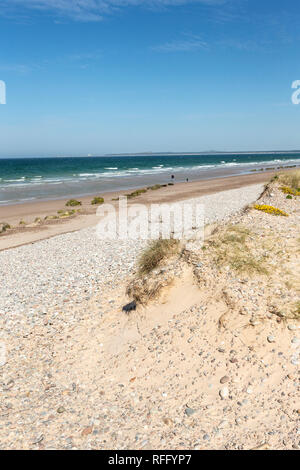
(254, 204, 289, 217)
(280, 186, 300, 196)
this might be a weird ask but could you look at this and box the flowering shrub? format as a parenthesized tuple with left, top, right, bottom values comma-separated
(280, 186, 300, 196)
(254, 204, 289, 217)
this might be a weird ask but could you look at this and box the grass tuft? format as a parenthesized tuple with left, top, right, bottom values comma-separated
(66, 199, 82, 207)
(276, 170, 300, 190)
(126, 189, 147, 199)
(294, 301, 300, 319)
(137, 239, 180, 275)
(44, 215, 58, 220)
(210, 225, 268, 275)
(0, 222, 11, 233)
(147, 184, 167, 190)
(91, 196, 104, 205)
(57, 209, 76, 218)
(220, 225, 251, 245)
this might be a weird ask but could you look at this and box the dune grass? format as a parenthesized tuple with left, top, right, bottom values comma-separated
(294, 301, 300, 319)
(219, 225, 251, 245)
(209, 225, 268, 275)
(125, 189, 147, 199)
(91, 196, 104, 205)
(0, 222, 11, 233)
(147, 184, 167, 190)
(137, 239, 180, 275)
(66, 199, 82, 207)
(277, 170, 300, 190)
(113, 183, 171, 201)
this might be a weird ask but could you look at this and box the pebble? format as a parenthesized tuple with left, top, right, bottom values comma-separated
(219, 387, 229, 400)
(32, 435, 44, 445)
(218, 420, 228, 429)
(185, 407, 196, 417)
(81, 426, 93, 437)
(220, 376, 229, 384)
(3, 379, 14, 390)
(163, 418, 172, 426)
(267, 336, 276, 343)
(288, 325, 297, 331)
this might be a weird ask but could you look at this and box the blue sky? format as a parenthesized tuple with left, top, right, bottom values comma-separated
(0, 0, 300, 156)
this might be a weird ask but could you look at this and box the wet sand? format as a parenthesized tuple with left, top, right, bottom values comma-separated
(0, 170, 279, 251)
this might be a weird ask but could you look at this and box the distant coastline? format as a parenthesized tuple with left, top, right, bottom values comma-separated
(2, 149, 300, 159)
(106, 150, 300, 157)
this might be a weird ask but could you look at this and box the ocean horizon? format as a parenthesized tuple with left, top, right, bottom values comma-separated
(1, 152, 300, 205)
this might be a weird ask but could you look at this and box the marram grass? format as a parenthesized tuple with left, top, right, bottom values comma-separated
(277, 170, 300, 190)
(0, 222, 11, 233)
(66, 199, 82, 207)
(138, 239, 180, 275)
(91, 196, 104, 205)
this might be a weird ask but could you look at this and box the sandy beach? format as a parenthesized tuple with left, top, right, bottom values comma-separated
(0, 170, 299, 450)
(0, 170, 280, 251)
(3, 0, 300, 453)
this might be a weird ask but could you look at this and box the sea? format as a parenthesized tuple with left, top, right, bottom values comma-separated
(0, 153, 300, 205)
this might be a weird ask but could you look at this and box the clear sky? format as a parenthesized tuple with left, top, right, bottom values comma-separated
(0, 0, 300, 156)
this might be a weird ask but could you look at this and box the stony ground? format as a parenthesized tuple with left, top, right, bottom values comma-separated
(0, 182, 299, 450)
(0, 184, 263, 316)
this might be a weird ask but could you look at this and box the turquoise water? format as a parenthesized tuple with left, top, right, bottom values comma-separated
(0, 153, 300, 204)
